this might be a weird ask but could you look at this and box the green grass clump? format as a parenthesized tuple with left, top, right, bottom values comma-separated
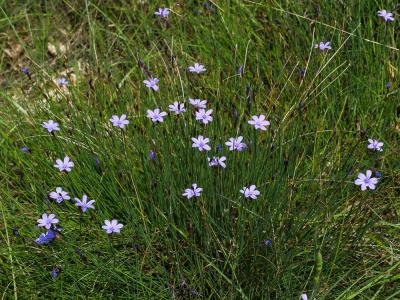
(0, 1, 399, 299)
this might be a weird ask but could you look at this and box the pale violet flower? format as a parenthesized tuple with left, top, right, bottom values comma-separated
(368, 139, 383, 152)
(143, 77, 159, 91)
(110, 114, 129, 128)
(182, 183, 203, 199)
(147, 108, 167, 123)
(301, 294, 308, 300)
(314, 41, 331, 51)
(191, 135, 211, 151)
(155, 8, 169, 18)
(54, 156, 74, 172)
(207, 156, 226, 168)
(189, 98, 207, 109)
(169, 101, 186, 114)
(240, 185, 260, 200)
(56, 77, 68, 87)
(42, 120, 60, 133)
(378, 10, 394, 22)
(354, 170, 378, 191)
(37, 213, 59, 229)
(248, 114, 270, 130)
(102, 219, 124, 234)
(225, 136, 247, 151)
(74, 194, 95, 213)
(188, 63, 206, 74)
(49, 187, 70, 204)
(196, 109, 213, 124)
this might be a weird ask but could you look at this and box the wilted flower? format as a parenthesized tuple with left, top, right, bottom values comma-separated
(225, 136, 247, 151)
(378, 10, 394, 22)
(191, 135, 211, 151)
(42, 120, 60, 132)
(56, 77, 68, 87)
(189, 98, 207, 109)
(54, 156, 74, 172)
(37, 213, 59, 229)
(314, 41, 331, 51)
(386, 82, 392, 91)
(150, 150, 155, 160)
(248, 115, 270, 130)
(196, 109, 213, 124)
(182, 183, 203, 199)
(110, 114, 129, 128)
(169, 101, 186, 114)
(52, 267, 59, 279)
(49, 187, 70, 204)
(207, 156, 226, 168)
(147, 108, 167, 123)
(143, 77, 159, 91)
(354, 170, 378, 191)
(155, 7, 169, 18)
(74, 194, 95, 213)
(102, 219, 124, 234)
(368, 139, 383, 152)
(265, 239, 271, 248)
(240, 185, 260, 199)
(36, 229, 56, 245)
(21, 147, 30, 153)
(216, 144, 222, 152)
(188, 63, 206, 74)
(21, 67, 30, 75)
(375, 171, 382, 178)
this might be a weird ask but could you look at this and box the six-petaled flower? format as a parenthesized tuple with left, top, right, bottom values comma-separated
(189, 98, 207, 109)
(226, 136, 247, 151)
(56, 77, 68, 87)
(54, 156, 74, 172)
(182, 183, 203, 199)
(155, 8, 169, 18)
(37, 213, 59, 229)
(207, 156, 226, 168)
(378, 10, 394, 22)
(248, 115, 270, 130)
(196, 109, 213, 124)
(147, 108, 168, 123)
(188, 63, 206, 74)
(49, 187, 70, 204)
(143, 77, 159, 91)
(354, 170, 378, 191)
(240, 185, 260, 199)
(314, 41, 331, 51)
(74, 194, 95, 213)
(169, 101, 186, 114)
(110, 114, 129, 128)
(42, 120, 60, 132)
(192, 135, 211, 151)
(102, 219, 124, 234)
(368, 139, 383, 152)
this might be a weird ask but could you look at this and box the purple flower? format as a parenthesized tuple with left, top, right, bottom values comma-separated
(386, 82, 392, 90)
(37, 213, 59, 229)
(150, 150, 155, 160)
(42, 120, 60, 132)
(155, 7, 169, 18)
(191, 135, 211, 151)
(354, 170, 378, 191)
(301, 294, 308, 300)
(147, 108, 168, 123)
(189, 98, 207, 109)
(314, 41, 332, 51)
(265, 239, 271, 247)
(52, 267, 59, 279)
(240, 185, 260, 199)
(248, 114, 270, 130)
(56, 77, 68, 87)
(21, 147, 30, 153)
(188, 63, 206, 74)
(216, 144, 222, 152)
(36, 230, 56, 245)
(368, 139, 383, 152)
(378, 10, 394, 22)
(225, 136, 247, 151)
(375, 171, 382, 178)
(195, 109, 213, 124)
(21, 67, 30, 75)
(49, 187, 70, 203)
(182, 183, 203, 199)
(110, 114, 129, 128)
(143, 77, 159, 91)
(74, 194, 95, 213)
(102, 219, 124, 234)
(54, 156, 74, 172)
(207, 156, 226, 168)
(168, 101, 186, 114)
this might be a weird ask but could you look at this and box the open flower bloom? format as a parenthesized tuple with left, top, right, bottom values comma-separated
(169, 101, 186, 114)
(240, 185, 260, 199)
(37, 213, 59, 229)
(74, 194, 95, 213)
(54, 156, 74, 172)
(182, 183, 203, 199)
(196, 109, 213, 124)
(378, 10, 394, 22)
(226, 136, 247, 151)
(110, 114, 129, 128)
(207, 156, 226, 168)
(36, 229, 56, 245)
(192, 135, 211, 151)
(102, 219, 124, 234)
(354, 170, 378, 191)
(248, 114, 270, 130)
(143, 77, 159, 91)
(367, 139, 383, 152)
(189, 98, 207, 109)
(155, 8, 169, 18)
(49, 187, 70, 203)
(147, 108, 168, 123)
(42, 120, 60, 132)
(314, 41, 331, 51)
(188, 63, 206, 74)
